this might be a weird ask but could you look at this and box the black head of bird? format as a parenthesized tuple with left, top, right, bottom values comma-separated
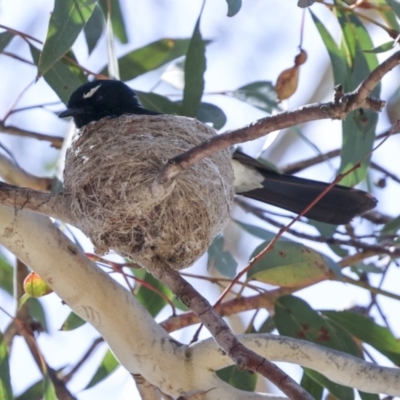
(59, 80, 158, 128)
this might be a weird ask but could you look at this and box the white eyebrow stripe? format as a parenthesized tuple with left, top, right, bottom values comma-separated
(83, 84, 102, 99)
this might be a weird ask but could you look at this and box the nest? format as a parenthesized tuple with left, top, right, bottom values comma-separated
(63, 114, 234, 270)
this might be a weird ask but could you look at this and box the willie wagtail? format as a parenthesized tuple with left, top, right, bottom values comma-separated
(59, 80, 377, 225)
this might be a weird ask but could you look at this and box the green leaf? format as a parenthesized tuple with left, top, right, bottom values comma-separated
(60, 311, 86, 331)
(84, 5, 104, 54)
(196, 102, 227, 130)
(85, 349, 120, 389)
(216, 365, 257, 391)
(207, 236, 238, 278)
(0, 31, 15, 53)
(311, 11, 350, 86)
(0, 256, 13, 296)
(380, 214, 400, 239)
(363, 41, 395, 54)
(304, 368, 354, 400)
(300, 370, 323, 400)
(136, 91, 182, 115)
(101, 39, 193, 81)
(38, 0, 97, 77)
(231, 81, 279, 113)
(258, 316, 275, 333)
(337, 13, 379, 186)
(274, 295, 362, 356)
(43, 371, 56, 400)
(226, 0, 242, 17)
(309, 220, 348, 257)
(182, 7, 206, 117)
(248, 241, 336, 287)
(386, 0, 400, 22)
(29, 298, 48, 332)
(323, 310, 400, 366)
(378, 0, 399, 29)
(233, 220, 278, 241)
(0, 330, 12, 400)
(134, 269, 172, 317)
(358, 390, 380, 400)
(15, 379, 43, 400)
(31, 45, 86, 104)
(98, 0, 128, 44)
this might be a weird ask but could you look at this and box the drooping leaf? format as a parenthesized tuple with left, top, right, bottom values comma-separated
(0, 257, 13, 296)
(323, 310, 400, 366)
(363, 41, 395, 54)
(98, 0, 128, 44)
(226, 0, 242, 17)
(15, 378, 43, 400)
(300, 370, 323, 400)
(216, 365, 257, 391)
(0, 31, 15, 53)
(304, 368, 354, 400)
(311, 11, 350, 87)
(134, 269, 172, 317)
(258, 316, 275, 333)
(358, 390, 380, 400)
(234, 220, 278, 241)
(38, 0, 97, 77)
(136, 91, 182, 115)
(196, 102, 227, 129)
(31, 45, 86, 104)
(274, 295, 362, 357)
(0, 330, 12, 400)
(378, 0, 399, 29)
(208, 236, 238, 278)
(248, 241, 337, 287)
(336, 12, 379, 186)
(43, 371, 56, 400)
(100, 39, 193, 81)
(231, 81, 279, 113)
(182, 7, 206, 117)
(380, 214, 400, 240)
(84, 5, 104, 54)
(85, 349, 120, 389)
(29, 298, 48, 332)
(386, 0, 400, 23)
(60, 311, 86, 331)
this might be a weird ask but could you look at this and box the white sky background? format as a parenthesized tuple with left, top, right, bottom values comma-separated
(1, 0, 400, 399)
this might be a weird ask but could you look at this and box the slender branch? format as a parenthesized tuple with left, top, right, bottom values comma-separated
(0, 121, 64, 148)
(152, 51, 400, 189)
(282, 128, 400, 174)
(62, 337, 104, 382)
(151, 266, 313, 400)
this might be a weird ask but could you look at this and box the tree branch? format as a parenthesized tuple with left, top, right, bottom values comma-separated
(152, 51, 400, 191)
(0, 121, 64, 149)
(191, 334, 400, 397)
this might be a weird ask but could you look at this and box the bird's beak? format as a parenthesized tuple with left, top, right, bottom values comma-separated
(58, 108, 85, 118)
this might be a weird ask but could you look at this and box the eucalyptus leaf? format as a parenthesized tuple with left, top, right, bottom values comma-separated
(39, 0, 96, 77)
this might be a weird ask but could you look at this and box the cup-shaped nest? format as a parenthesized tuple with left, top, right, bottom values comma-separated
(63, 114, 234, 270)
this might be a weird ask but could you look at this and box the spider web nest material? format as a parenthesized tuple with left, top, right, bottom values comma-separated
(63, 114, 234, 270)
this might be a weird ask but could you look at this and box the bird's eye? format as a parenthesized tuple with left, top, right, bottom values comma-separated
(94, 95, 104, 103)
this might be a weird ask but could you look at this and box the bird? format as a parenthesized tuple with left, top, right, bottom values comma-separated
(59, 79, 377, 225)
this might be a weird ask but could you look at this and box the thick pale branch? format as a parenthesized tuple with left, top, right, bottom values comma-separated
(191, 334, 400, 397)
(0, 154, 52, 190)
(0, 206, 287, 399)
